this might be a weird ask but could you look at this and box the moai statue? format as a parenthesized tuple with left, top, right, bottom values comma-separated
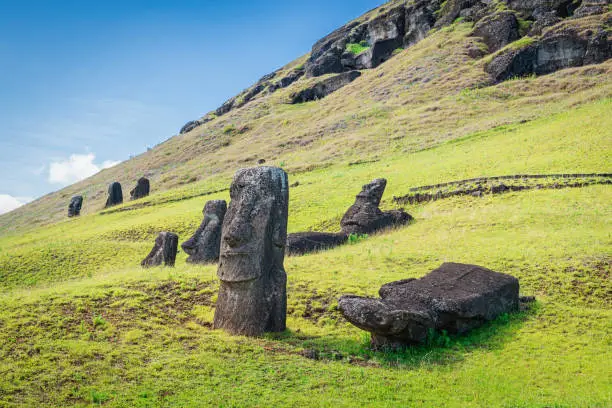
(213, 167, 289, 336)
(105, 182, 123, 208)
(181, 200, 227, 264)
(68, 195, 83, 217)
(339, 263, 521, 348)
(141, 232, 179, 268)
(340, 178, 412, 235)
(130, 177, 150, 200)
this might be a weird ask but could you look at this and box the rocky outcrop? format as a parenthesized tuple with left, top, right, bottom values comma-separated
(305, 1, 440, 77)
(141, 232, 179, 268)
(574, 0, 609, 18)
(68, 196, 83, 217)
(290, 71, 361, 103)
(471, 11, 520, 53)
(340, 178, 413, 235)
(182, 200, 227, 264)
(286, 232, 348, 256)
(130, 177, 150, 200)
(485, 16, 611, 82)
(339, 263, 521, 348)
(105, 182, 123, 208)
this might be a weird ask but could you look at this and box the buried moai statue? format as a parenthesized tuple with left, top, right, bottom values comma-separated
(130, 177, 150, 200)
(339, 263, 521, 348)
(213, 167, 289, 336)
(181, 200, 227, 264)
(105, 182, 123, 208)
(68, 195, 83, 217)
(340, 178, 412, 235)
(141, 232, 179, 268)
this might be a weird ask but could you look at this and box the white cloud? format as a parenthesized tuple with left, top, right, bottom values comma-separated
(48, 153, 120, 185)
(0, 195, 31, 215)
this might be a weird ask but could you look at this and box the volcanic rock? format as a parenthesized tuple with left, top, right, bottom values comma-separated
(141, 232, 179, 268)
(339, 263, 520, 348)
(213, 167, 289, 336)
(181, 200, 227, 264)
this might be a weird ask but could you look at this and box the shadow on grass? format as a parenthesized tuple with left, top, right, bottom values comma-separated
(268, 302, 539, 369)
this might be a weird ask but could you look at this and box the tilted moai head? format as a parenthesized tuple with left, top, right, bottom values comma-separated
(355, 178, 387, 207)
(68, 195, 83, 217)
(213, 166, 289, 336)
(181, 200, 227, 264)
(105, 182, 123, 208)
(340, 178, 412, 235)
(130, 177, 150, 200)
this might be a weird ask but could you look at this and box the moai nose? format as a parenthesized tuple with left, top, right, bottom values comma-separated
(223, 222, 250, 248)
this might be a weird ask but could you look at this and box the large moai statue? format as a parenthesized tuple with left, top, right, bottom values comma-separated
(141, 232, 179, 268)
(339, 263, 521, 348)
(105, 182, 123, 208)
(130, 177, 150, 200)
(182, 200, 227, 264)
(213, 167, 289, 336)
(68, 195, 83, 217)
(340, 178, 412, 235)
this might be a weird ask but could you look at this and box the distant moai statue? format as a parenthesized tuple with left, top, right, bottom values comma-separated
(213, 167, 289, 336)
(181, 200, 227, 264)
(141, 232, 179, 268)
(130, 177, 150, 200)
(105, 182, 123, 208)
(340, 178, 412, 235)
(68, 195, 83, 217)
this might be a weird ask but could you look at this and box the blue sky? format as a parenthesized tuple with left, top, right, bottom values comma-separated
(0, 0, 384, 214)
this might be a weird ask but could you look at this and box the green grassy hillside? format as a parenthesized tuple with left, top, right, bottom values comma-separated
(1, 21, 611, 233)
(0, 95, 610, 406)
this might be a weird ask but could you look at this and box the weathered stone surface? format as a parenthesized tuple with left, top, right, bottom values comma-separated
(213, 167, 289, 336)
(268, 70, 305, 93)
(287, 232, 348, 256)
(471, 11, 520, 53)
(305, 2, 440, 77)
(179, 115, 214, 134)
(105, 182, 123, 208)
(290, 71, 361, 104)
(130, 177, 150, 200)
(574, 0, 608, 18)
(486, 16, 611, 82)
(339, 263, 520, 348)
(340, 178, 413, 235)
(68, 195, 83, 217)
(141, 232, 179, 268)
(180, 120, 201, 134)
(181, 200, 227, 264)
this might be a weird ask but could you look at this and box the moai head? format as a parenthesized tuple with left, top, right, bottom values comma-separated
(182, 200, 227, 263)
(217, 167, 289, 283)
(68, 195, 83, 217)
(355, 178, 387, 207)
(130, 177, 150, 200)
(105, 182, 123, 207)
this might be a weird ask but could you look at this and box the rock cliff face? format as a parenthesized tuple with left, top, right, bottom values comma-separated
(305, 1, 441, 77)
(486, 13, 611, 82)
(179, 0, 610, 133)
(290, 71, 362, 104)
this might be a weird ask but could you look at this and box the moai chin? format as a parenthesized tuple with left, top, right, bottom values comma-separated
(181, 200, 227, 264)
(213, 167, 289, 336)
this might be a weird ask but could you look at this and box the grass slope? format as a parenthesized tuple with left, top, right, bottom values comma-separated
(2, 20, 611, 233)
(0, 98, 610, 406)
